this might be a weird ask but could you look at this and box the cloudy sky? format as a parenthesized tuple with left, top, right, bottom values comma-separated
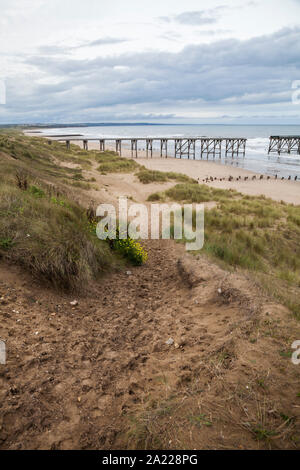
(0, 0, 300, 124)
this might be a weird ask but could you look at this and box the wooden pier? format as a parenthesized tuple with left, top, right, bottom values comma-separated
(52, 136, 247, 159)
(268, 136, 300, 155)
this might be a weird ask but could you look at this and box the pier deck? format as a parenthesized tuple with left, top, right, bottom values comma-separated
(49, 136, 247, 159)
(268, 136, 300, 155)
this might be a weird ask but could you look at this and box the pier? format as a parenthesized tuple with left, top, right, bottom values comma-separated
(268, 136, 300, 155)
(52, 136, 247, 159)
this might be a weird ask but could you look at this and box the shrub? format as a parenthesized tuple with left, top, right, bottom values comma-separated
(112, 237, 148, 266)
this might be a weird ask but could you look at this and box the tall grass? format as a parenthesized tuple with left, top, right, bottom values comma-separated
(0, 180, 116, 291)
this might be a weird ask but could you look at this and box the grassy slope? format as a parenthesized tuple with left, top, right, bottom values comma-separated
(148, 183, 300, 319)
(0, 131, 122, 290)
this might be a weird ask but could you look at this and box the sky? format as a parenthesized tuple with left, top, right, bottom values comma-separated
(0, 0, 300, 124)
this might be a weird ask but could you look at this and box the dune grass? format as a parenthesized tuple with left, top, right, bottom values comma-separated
(0, 178, 116, 291)
(136, 169, 197, 185)
(148, 183, 239, 202)
(151, 183, 300, 319)
(0, 131, 146, 290)
(95, 151, 140, 173)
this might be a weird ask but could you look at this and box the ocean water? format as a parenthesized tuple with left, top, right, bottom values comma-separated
(40, 124, 300, 178)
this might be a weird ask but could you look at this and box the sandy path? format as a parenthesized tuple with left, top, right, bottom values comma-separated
(1, 239, 299, 450)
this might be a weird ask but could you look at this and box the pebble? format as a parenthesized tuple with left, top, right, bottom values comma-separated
(166, 338, 174, 346)
(70, 300, 78, 307)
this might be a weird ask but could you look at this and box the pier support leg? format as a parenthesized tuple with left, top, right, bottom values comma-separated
(131, 139, 138, 158)
(116, 140, 122, 156)
(146, 139, 153, 158)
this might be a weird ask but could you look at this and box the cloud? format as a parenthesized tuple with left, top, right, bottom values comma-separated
(81, 37, 129, 48)
(2, 26, 300, 123)
(159, 6, 227, 26)
(37, 37, 129, 56)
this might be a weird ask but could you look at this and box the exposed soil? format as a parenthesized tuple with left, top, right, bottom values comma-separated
(0, 239, 299, 450)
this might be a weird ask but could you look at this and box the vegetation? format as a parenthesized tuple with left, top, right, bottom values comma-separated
(136, 169, 197, 185)
(0, 132, 148, 290)
(150, 183, 300, 319)
(96, 150, 140, 173)
(109, 229, 148, 266)
(0, 178, 115, 290)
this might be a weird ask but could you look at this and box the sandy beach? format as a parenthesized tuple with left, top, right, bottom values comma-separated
(28, 134, 300, 205)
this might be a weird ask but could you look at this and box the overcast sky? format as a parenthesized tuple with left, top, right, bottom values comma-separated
(0, 0, 300, 124)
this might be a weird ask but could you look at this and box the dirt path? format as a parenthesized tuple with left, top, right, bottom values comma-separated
(0, 238, 299, 449)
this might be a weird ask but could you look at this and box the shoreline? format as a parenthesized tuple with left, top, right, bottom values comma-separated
(25, 132, 300, 205)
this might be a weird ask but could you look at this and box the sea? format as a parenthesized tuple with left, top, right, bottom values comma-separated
(39, 124, 300, 179)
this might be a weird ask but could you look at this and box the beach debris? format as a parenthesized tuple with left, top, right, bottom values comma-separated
(166, 338, 174, 346)
(70, 300, 78, 307)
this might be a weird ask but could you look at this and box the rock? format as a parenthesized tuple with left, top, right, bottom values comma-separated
(174, 343, 180, 349)
(126, 271, 132, 276)
(166, 338, 174, 346)
(70, 300, 78, 306)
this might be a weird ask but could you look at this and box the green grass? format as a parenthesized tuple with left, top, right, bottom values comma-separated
(136, 169, 197, 185)
(0, 131, 147, 290)
(153, 183, 300, 319)
(96, 151, 140, 173)
(0, 180, 117, 291)
(165, 182, 240, 202)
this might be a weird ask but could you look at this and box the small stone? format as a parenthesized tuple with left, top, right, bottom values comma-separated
(218, 288, 222, 295)
(174, 343, 180, 349)
(70, 300, 78, 307)
(166, 338, 174, 346)
(77, 397, 81, 403)
(126, 271, 132, 276)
